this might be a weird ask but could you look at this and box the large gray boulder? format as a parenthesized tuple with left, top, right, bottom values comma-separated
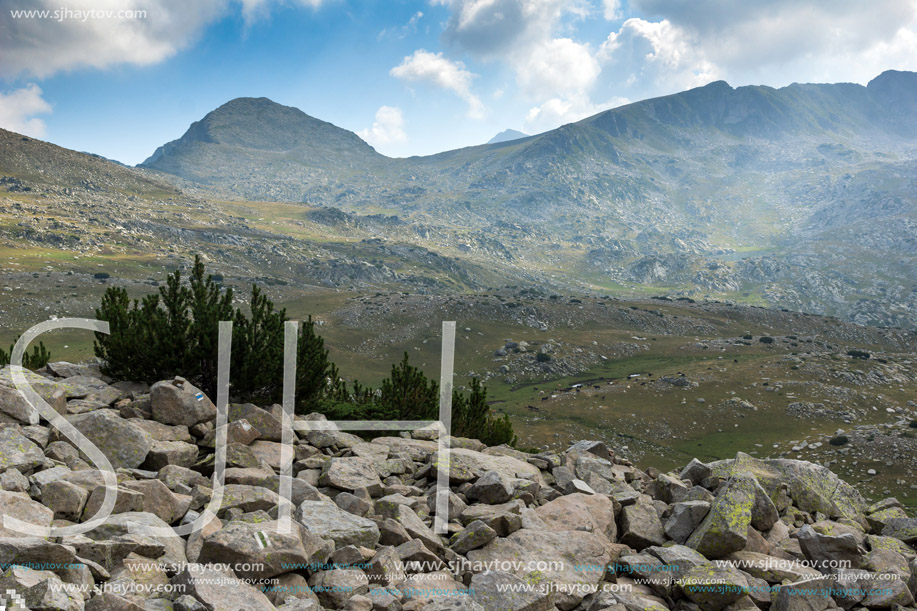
(319, 456, 384, 494)
(679, 561, 749, 611)
(471, 570, 554, 611)
(171, 564, 275, 610)
(686, 473, 758, 558)
(450, 520, 497, 554)
(0, 366, 69, 423)
(796, 524, 865, 571)
(67, 409, 152, 469)
(535, 492, 617, 542)
(228, 403, 283, 441)
(709, 452, 866, 520)
(773, 576, 840, 611)
(0, 565, 83, 611)
(0, 426, 46, 474)
(466, 470, 514, 504)
(198, 518, 329, 579)
(151, 378, 216, 427)
(0, 490, 54, 538)
(620, 498, 666, 549)
(296, 500, 381, 548)
(467, 529, 611, 610)
(665, 500, 711, 544)
(84, 512, 188, 569)
(431, 447, 545, 485)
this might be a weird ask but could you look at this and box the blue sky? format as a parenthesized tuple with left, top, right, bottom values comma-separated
(2, 0, 917, 165)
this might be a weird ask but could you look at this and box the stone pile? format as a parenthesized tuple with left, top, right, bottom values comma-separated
(0, 363, 915, 611)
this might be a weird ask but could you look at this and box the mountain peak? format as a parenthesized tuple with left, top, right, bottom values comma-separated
(211, 96, 302, 116)
(487, 129, 528, 145)
(140, 96, 382, 196)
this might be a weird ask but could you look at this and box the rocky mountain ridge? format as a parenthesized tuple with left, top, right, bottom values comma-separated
(137, 72, 917, 329)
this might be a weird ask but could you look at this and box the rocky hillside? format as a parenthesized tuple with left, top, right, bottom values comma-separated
(142, 97, 391, 202)
(0, 362, 915, 610)
(136, 72, 917, 329)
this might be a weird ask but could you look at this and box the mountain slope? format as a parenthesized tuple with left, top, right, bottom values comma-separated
(125, 73, 917, 327)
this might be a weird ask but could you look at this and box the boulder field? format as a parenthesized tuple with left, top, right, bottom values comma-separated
(0, 363, 915, 611)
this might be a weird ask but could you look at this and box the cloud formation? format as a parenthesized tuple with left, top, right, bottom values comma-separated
(239, 0, 324, 27)
(602, 0, 621, 20)
(516, 37, 599, 97)
(524, 94, 627, 133)
(613, 0, 917, 90)
(598, 18, 721, 93)
(433, 0, 588, 57)
(432, 0, 603, 132)
(390, 50, 485, 118)
(357, 106, 407, 149)
(0, 84, 53, 137)
(0, 0, 226, 79)
(0, 0, 334, 79)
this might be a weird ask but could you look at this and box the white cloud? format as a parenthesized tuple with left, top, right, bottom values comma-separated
(357, 106, 407, 149)
(0, 84, 53, 138)
(377, 10, 424, 41)
(391, 50, 485, 118)
(0, 0, 226, 78)
(432, 0, 607, 124)
(0, 0, 332, 79)
(602, 0, 621, 20)
(599, 18, 722, 94)
(524, 94, 627, 133)
(515, 37, 600, 97)
(433, 0, 590, 59)
(626, 0, 917, 87)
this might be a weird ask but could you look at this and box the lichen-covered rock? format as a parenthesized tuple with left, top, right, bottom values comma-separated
(67, 409, 152, 469)
(686, 474, 758, 559)
(709, 453, 866, 520)
(0, 366, 69, 423)
(449, 519, 497, 554)
(0, 426, 46, 474)
(881, 517, 917, 544)
(0, 565, 83, 611)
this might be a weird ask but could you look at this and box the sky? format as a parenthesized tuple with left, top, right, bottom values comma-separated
(1, 0, 917, 165)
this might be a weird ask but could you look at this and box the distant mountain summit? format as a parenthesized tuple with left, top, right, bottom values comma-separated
(487, 129, 528, 144)
(141, 97, 386, 200)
